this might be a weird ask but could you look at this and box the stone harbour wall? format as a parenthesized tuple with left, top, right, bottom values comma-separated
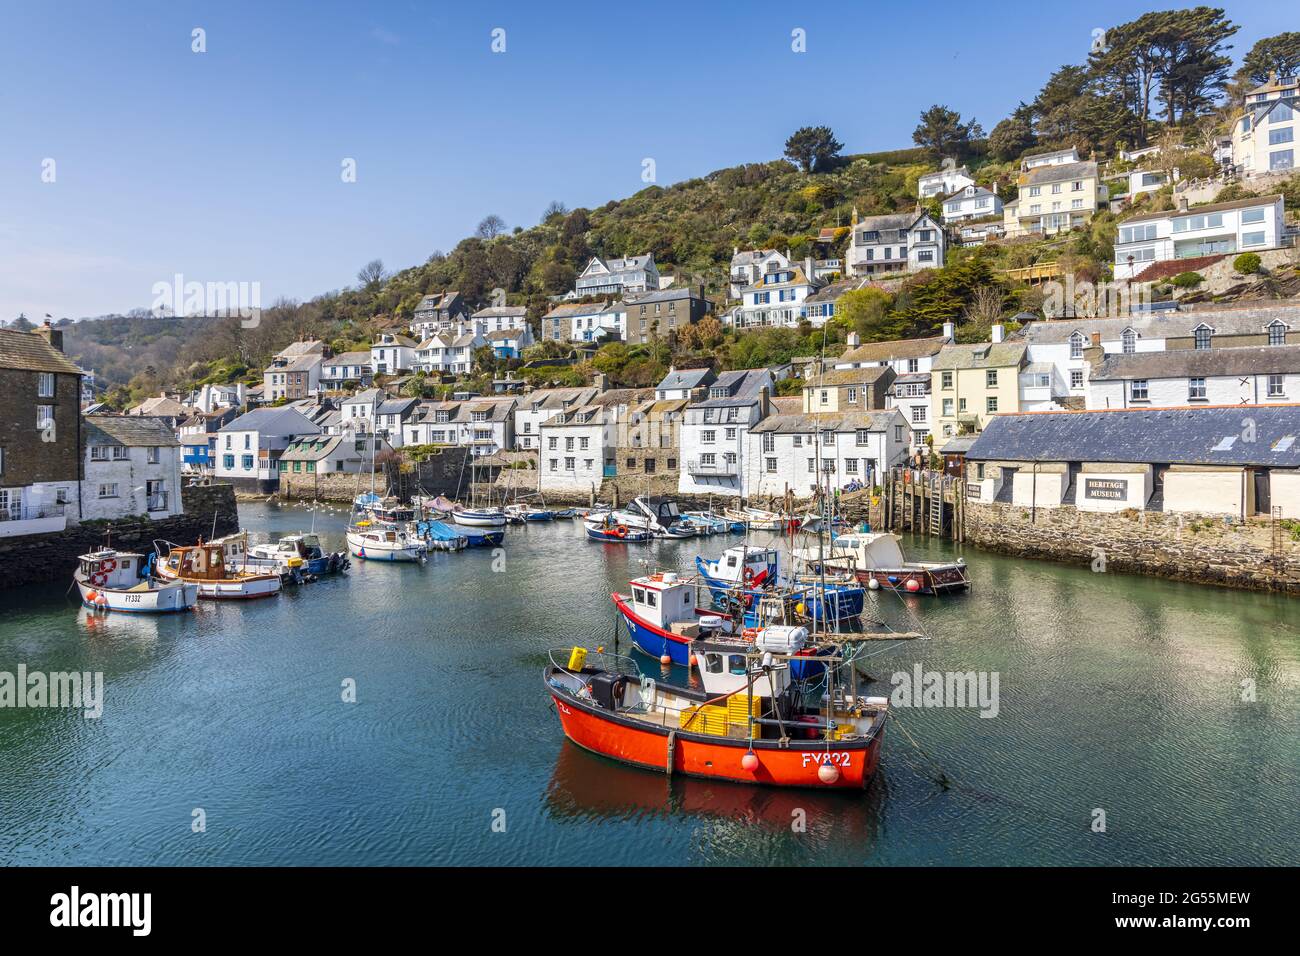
(966, 501, 1300, 593)
(0, 482, 240, 590)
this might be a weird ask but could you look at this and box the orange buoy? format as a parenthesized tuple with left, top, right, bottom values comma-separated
(741, 751, 759, 772)
(905, 578, 921, 593)
(688, 654, 698, 667)
(818, 761, 840, 784)
(660, 653, 672, 665)
(84, 590, 97, 603)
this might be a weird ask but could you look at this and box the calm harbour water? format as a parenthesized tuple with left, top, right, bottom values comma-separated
(1, 501, 1296, 867)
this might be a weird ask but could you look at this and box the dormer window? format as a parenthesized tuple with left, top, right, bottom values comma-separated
(1268, 321, 1288, 346)
(1069, 331, 1086, 360)
(1193, 325, 1213, 350)
(1121, 329, 1136, 354)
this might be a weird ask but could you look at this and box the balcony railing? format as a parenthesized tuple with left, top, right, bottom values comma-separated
(688, 458, 738, 476)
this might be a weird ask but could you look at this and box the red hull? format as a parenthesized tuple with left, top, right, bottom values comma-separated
(550, 692, 884, 790)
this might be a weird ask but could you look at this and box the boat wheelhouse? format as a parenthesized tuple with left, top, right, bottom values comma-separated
(74, 548, 198, 613)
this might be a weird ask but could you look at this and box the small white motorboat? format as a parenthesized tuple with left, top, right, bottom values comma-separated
(74, 548, 198, 613)
(346, 521, 427, 562)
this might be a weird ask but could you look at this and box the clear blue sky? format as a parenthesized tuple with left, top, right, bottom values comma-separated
(0, 0, 1288, 320)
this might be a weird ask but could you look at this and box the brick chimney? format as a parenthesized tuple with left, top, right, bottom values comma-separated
(36, 319, 64, 353)
(1083, 332, 1105, 369)
(758, 384, 771, 418)
(1177, 195, 1189, 212)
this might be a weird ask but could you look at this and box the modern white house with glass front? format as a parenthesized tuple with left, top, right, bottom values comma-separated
(1232, 87, 1296, 178)
(1112, 195, 1286, 280)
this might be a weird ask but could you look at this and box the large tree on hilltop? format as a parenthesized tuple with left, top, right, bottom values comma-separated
(1235, 32, 1300, 86)
(783, 126, 843, 173)
(912, 105, 983, 159)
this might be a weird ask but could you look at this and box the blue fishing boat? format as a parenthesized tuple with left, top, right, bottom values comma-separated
(611, 571, 828, 678)
(696, 544, 866, 626)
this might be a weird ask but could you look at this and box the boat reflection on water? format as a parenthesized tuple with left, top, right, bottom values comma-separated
(543, 739, 887, 848)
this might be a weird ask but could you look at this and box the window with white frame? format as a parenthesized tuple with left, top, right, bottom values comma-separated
(1188, 377, 1207, 400)
(1131, 379, 1149, 401)
(1122, 329, 1136, 353)
(1267, 374, 1284, 397)
(37, 372, 55, 397)
(1193, 326, 1213, 350)
(1268, 322, 1287, 346)
(1069, 332, 1085, 359)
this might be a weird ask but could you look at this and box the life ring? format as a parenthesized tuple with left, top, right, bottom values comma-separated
(743, 567, 756, 585)
(90, 572, 108, 586)
(613, 525, 628, 539)
(101, 558, 116, 572)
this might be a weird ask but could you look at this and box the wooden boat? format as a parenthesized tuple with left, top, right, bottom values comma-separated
(153, 539, 282, 600)
(346, 521, 426, 562)
(724, 507, 794, 532)
(74, 548, 198, 613)
(797, 531, 970, 594)
(544, 636, 888, 789)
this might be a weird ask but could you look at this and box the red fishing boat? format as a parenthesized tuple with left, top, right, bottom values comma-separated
(544, 629, 889, 790)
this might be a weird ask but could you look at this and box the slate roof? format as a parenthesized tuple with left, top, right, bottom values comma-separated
(84, 416, 178, 447)
(0, 328, 84, 376)
(373, 334, 418, 347)
(837, 335, 947, 365)
(804, 276, 876, 304)
(471, 306, 527, 318)
(730, 248, 781, 267)
(1092, 345, 1300, 380)
(1021, 160, 1097, 186)
(1119, 194, 1283, 226)
(966, 406, 1300, 467)
(341, 388, 384, 406)
(1017, 305, 1299, 344)
(692, 369, 772, 408)
(280, 436, 348, 462)
(655, 367, 716, 391)
(544, 301, 610, 319)
(219, 407, 321, 436)
(324, 351, 372, 366)
(377, 398, 418, 416)
(130, 396, 189, 418)
(751, 409, 901, 434)
(806, 366, 894, 388)
(932, 342, 1027, 370)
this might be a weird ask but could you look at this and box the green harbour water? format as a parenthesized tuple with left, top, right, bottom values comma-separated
(0, 500, 1296, 866)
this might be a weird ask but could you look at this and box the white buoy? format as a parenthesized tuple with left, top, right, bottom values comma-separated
(867, 577, 880, 590)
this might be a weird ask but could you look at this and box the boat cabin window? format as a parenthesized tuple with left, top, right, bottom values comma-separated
(645, 590, 658, 608)
(726, 555, 738, 568)
(704, 653, 724, 674)
(632, 587, 646, 605)
(728, 654, 746, 675)
(120, 559, 131, 570)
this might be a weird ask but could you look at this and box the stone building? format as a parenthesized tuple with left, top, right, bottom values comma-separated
(0, 322, 84, 535)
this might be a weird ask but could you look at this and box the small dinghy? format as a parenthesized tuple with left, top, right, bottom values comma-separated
(584, 512, 653, 543)
(75, 548, 198, 613)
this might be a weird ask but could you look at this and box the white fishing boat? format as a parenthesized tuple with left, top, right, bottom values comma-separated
(153, 539, 283, 600)
(346, 520, 427, 562)
(724, 507, 789, 532)
(74, 548, 198, 613)
(247, 533, 349, 577)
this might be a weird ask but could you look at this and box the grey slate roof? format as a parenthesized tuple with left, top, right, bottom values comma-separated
(1021, 160, 1097, 186)
(751, 409, 901, 434)
(84, 416, 178, 447)
(220, 407, 321, 436)
(692, 369, 772, 408)
(1092, 345, 1300, 380)
(471, 306, 527, 318)
(933, 342, 1027, 370)
(1017, 306, 1299, 344)
(966, 406, 1300, 467)
(655, 367, 716, 391)
(377, 398, 418, 416)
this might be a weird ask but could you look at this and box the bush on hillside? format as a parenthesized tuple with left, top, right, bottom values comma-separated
(1171, 271, 1204, 288)
(1233, 252, 1262, 275)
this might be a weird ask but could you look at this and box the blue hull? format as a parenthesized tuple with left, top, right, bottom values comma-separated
(463, 531, 504, 548)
